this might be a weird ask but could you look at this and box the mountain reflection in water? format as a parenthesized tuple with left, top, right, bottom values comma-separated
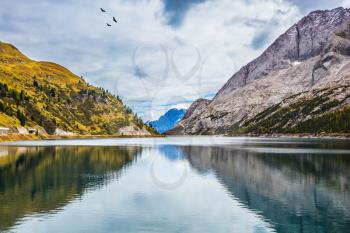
(181, 144, 350, 233)
(0, 137, 349, 233)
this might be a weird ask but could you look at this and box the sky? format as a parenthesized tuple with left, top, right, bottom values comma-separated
(0, 0, 349, 121)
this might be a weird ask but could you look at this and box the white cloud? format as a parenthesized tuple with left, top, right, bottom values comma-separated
(342, 0, 350, 7)
(0, 0, 313, 120)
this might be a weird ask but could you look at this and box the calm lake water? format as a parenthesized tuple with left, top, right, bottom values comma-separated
(0, 137, 350, 233)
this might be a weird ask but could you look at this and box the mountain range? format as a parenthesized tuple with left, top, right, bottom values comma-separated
(148, 108, 186, 134)
(3, 7, 350, 137)
(170, 7, 350, 135)
(0, 41, 155, 136)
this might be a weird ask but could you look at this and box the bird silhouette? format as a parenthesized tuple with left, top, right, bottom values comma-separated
(113, 17, 118, 23)
(100, 8, 106, 12)
(106, 23, 112, 27)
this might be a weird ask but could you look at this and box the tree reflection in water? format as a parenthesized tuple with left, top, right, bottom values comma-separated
(0, 146, 140, 231)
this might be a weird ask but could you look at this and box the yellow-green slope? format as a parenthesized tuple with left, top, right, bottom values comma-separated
(0, 41, 155, 135)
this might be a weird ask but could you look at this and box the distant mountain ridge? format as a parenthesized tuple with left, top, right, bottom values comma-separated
(0, 41, 155, 136)
(171, 7, 350, 135)
(149, 108, 186, 134)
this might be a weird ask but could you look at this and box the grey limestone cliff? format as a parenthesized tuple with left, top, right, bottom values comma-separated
(174, 7, 350, 135)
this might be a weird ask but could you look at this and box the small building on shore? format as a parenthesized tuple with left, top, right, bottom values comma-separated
(28, 128, 38, 134)
(0, 128, 10, 135)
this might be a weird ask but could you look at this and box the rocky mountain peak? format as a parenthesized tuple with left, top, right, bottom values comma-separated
(182, 98, 210, 121)
(172, 7, 350, 135)
(215, 7, 350, 99)
(148, 108, 186, 134)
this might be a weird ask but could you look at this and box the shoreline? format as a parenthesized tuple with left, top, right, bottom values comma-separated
(0, 134, 164, 143)
(227, 133, 350, 139)
(1, 133, 350, 143)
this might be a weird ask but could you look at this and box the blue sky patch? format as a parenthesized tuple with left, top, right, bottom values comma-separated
(162, 0, 206, 27)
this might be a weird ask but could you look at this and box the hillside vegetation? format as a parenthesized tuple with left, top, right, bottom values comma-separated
(0, 41, 155, 135)
(231, 80, 350, 135)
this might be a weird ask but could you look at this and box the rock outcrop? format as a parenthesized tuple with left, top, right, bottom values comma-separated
(118, 125, 152, 136)
(54, 128, 75, 136)
(174, 7, 350, 135)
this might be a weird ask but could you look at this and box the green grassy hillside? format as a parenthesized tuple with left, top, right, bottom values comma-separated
(0, 41, 155, 135)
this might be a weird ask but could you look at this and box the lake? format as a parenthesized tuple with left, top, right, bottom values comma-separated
(0, 137, 349, 233)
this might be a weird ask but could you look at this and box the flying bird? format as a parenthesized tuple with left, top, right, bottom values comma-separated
(100, 8, 106, 12)
(106, 23, 112, 27)
(113, 17, 118, 23)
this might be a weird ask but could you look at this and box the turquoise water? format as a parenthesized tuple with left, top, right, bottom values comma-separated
(0, 137, 350, 233)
